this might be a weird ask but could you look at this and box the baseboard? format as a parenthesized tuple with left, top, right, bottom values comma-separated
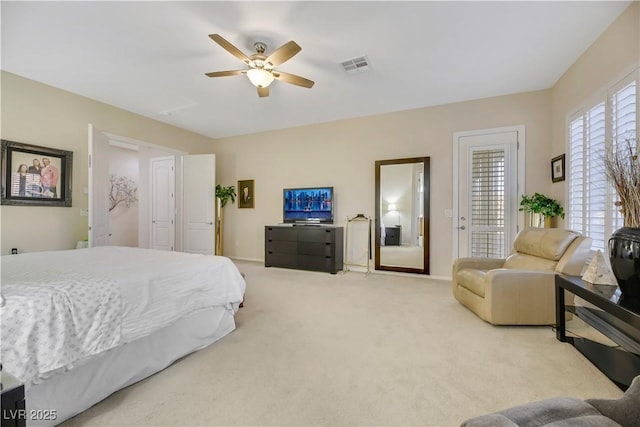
(229, 256, 451, 282)
(229, 256, 264, 263)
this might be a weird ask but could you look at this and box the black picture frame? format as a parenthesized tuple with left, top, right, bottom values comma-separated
(1, 139, 73, 207)
(238, 179, 254, 209)
(551, 154, 565, 183)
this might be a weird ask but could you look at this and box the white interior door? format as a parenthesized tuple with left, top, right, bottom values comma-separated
(182, 154, 216, 255)
(150, 156, 175, 251)
(88, 124, 110, 247)
(454, 127, 523, 258)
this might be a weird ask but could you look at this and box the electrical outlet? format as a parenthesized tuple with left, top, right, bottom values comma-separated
(11, 248, 18, 255)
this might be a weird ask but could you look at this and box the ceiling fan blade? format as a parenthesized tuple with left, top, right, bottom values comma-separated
(265, 41, 301, 67)
(257, 86, 269, 98)
(209, 34, 251, 64)
(272, 71, 314, 88)
(205, 70, 246, 78)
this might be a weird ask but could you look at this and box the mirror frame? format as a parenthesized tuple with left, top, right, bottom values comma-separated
(375, 157, 430, 274)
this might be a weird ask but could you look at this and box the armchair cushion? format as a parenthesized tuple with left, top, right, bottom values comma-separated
(586, 375, 640, 427)
(461, 376, 640, 427)
(512, 228, 581, 260)
(503, 253, 558, 271)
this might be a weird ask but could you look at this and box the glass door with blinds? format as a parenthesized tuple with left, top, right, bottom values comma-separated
(456, 129, 520, 258)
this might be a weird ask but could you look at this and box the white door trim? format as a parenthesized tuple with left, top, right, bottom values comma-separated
(452, 125, 526, 259)
(104, 132, 187, 155)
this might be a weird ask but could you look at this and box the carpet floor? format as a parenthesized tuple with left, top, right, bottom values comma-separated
(61, 261, 622, 426)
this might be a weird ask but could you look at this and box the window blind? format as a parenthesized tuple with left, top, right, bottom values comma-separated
(470, 149, 505, 257)
(568, 74, 637, 252)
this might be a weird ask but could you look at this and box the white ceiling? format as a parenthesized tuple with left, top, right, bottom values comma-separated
(0, 1, 632, 139)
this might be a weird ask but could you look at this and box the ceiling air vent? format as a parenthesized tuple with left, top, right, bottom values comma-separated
(340, 56, 371, 74)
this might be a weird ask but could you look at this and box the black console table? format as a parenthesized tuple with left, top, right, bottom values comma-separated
(265, 225, 344, 274)
(555, 274, 640, 389)
(1, 371, 26, 427)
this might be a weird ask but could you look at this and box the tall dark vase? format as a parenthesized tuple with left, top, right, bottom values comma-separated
(608, 227, 640, 313)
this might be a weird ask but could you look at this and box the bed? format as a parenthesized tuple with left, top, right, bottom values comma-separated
(0, 246, 246, 427)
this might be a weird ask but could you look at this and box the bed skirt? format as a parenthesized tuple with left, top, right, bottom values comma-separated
(26, 305, 236, 427)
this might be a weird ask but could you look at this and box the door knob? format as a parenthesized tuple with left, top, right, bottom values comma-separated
(457, 226, 466, 230)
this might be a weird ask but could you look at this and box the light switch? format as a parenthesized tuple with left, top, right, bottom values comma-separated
(80, 208, 88, 217)
(444, 209, 453, 218)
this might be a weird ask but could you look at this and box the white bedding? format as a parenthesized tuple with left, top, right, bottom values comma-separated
(1, 246, 246, 388)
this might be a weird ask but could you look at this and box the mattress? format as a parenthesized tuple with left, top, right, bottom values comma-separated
(1, 246, 245, 389)
(27, 305, 236, 427)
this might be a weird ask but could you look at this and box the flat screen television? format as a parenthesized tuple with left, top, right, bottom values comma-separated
(283, 187, 334, 224)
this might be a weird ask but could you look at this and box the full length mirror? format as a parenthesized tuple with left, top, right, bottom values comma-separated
(375, 157, 430, 274)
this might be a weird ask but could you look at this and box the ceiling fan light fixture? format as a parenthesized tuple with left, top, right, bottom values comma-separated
(247, 68, 274, 88)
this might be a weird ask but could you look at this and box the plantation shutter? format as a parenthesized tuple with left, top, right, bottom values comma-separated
(585, 102, 607, 250)
(567, 72, 637, 252)
(610, 80, 637, 231)
(470, 148, 505, 258)
(568, 116, 584, 235)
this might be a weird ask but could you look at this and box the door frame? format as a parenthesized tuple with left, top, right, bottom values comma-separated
(452, 125, 526, 259)
(87, 126, 186, 249)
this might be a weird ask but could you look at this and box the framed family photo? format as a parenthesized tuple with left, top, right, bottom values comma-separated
(551, 154, 565, 183)
(238, 179, 254, 209)
(1, 139, 73, 207)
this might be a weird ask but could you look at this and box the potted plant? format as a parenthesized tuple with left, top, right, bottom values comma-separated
(215, 185, 236, 255)
(519, 192, 565, 228)
(604, 136, 640, 310)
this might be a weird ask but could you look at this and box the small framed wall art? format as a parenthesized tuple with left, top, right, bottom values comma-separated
(238, 179, 255, 209)
(1, 139, 73, 207)
(551, 154, 565, 183)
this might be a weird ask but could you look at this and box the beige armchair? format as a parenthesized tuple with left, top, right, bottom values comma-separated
(452, 228, 592, 325)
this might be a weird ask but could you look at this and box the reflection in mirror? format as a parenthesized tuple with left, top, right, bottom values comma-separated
(375, 157, 430, 274)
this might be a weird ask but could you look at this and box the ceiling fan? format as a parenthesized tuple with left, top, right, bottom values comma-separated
(205, 34, 314, 98)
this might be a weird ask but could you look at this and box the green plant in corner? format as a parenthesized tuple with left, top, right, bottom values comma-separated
(519, 193, 565, 219)
(214, 185, 236, 255)
(215, 185, 236, 207)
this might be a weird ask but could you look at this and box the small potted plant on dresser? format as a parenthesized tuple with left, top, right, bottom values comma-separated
(519, 192, 565, 228)
(605, 136, 640, 312)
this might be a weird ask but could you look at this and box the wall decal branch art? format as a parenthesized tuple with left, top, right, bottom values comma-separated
(109, 174, 138, 212)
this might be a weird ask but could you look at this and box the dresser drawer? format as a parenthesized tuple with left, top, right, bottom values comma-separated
(298, 254, 334, 272)
(298, 241, 333, 257)
(266, 240, 297, 255)
(298, 228, 334, 243)
(266, 227, 297, 242)
(265, 253, 297, 268)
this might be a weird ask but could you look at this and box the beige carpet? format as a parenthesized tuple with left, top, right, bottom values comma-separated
(62, 261, 622, 426)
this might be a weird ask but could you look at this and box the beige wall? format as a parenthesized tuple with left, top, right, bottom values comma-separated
(550, 1, 640, 225)
(2, 2, 636, 276)
(0, 71, 215, 254)
(212, 90, 551, 277)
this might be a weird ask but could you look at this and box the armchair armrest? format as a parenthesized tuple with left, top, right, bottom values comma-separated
(484, 269, 557, 325)
(452, 257, 505, 275)
(452, 258, 506, 295)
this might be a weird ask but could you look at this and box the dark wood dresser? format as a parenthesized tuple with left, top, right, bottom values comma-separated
(265, 225, 344, 274)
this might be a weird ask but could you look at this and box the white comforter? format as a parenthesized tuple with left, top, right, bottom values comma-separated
(0, 247, 246, 387)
